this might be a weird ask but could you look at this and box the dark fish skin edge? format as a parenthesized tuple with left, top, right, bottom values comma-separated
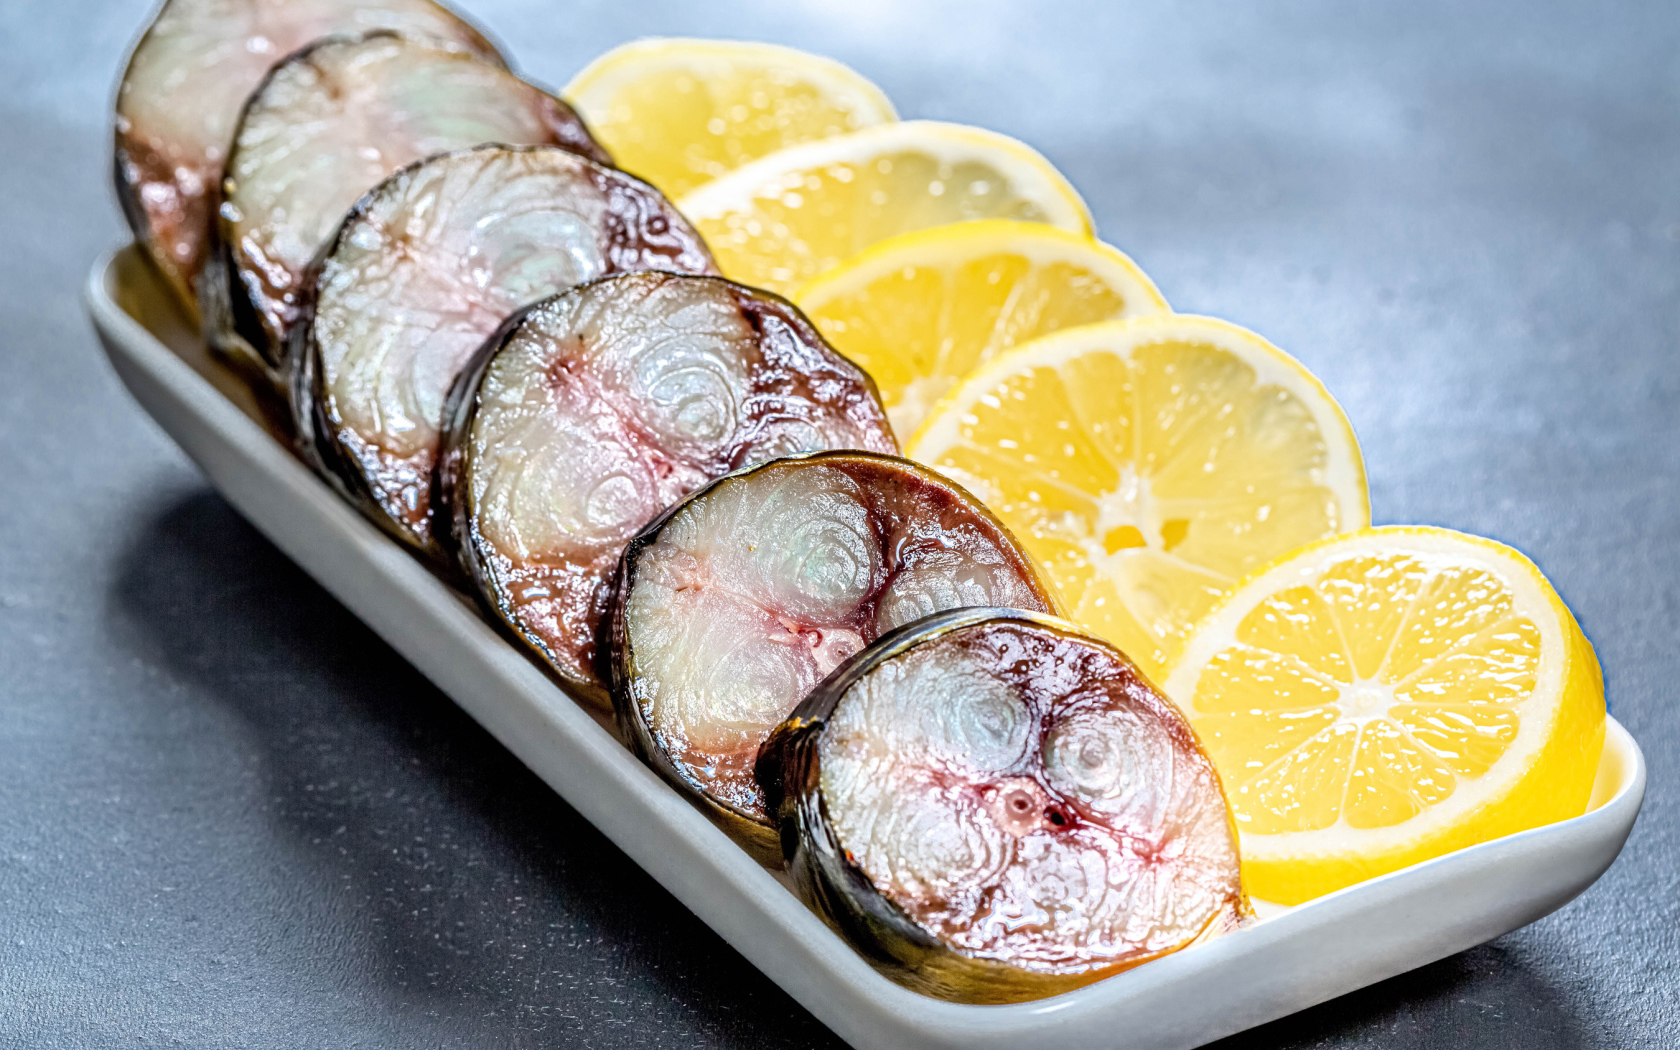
(200, 29, 611, 379)
(200, 29, 389, 384)
(287, 172, 374, 550)
(606, 463, 790, 864)
(287, 144, 715, 564)
(755, 607, 1245, 1005)
(288, 252, 452, 563)
(434, 274, 897, 711)
(607, 450, 1061, 865)
(109, 141, 187, 311)
(756, 607, 1028, 996)
(109, 0, 510, 321)
(430, 296, 598, 696)
(605, 451, 837, 862)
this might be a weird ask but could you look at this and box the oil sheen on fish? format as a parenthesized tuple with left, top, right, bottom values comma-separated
(293, 144, 714, 555)
(113, 0, 503, 315)
(437, 272, 898, 706)
(207, 31, 608, 370)
(761, 608, 1248, 1003)
(610, 452, 1057, 859)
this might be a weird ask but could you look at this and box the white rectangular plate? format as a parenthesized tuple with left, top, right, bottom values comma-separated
(86, 244, 1645, 1050)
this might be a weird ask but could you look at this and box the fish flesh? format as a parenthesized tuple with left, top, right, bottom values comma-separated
(293, 144, 713, 554)
(437, 272, 897, 705)
(760, 608, 1248, 1003)
(610, 451, 1057, 859)
(205, 31, 607, 370)
(114, 0, 504, 315)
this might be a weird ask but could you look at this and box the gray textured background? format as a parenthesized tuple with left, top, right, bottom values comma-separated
(1, 0, 1676, 1046)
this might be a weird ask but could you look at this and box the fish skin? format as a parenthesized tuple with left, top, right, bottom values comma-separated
(762, 609, 1249, 1004)
(289, 144, 713, 557)
(435, 272, 896, 708)
(609, 451, 1058, 861)
(204, 31, 607, 373)
(113, 0, 506, 316)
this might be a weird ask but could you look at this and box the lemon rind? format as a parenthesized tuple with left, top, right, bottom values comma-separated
(563, 37, 899, 129)
(792, 218, 1168, 315)
(674, 120, 1094, 236)
(1161, 525, 1605, 901)
(904, 313, 1370, 526)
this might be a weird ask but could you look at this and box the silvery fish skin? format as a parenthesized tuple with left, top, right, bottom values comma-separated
(205, 31, 608, 372)
(437, 272, 897, 707)
(291, 145, 714, 556)
(113, 0, 503, 316)
(760, 608, 1248, 1004)
(610, 452, 1058, 860)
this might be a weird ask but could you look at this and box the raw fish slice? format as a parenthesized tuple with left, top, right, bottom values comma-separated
(207, 31, 607, 369)
(612, 451, 1057, 857)
(438, 272, 896, 706)
(762, 608, 1247, 1003)
(114, 0, 503, 314)
(294, 144, 714, 553)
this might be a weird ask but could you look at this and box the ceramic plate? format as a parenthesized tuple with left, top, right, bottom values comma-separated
(85, 244, 1645, 1050)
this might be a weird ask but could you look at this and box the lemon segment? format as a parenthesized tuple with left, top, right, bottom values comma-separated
(1163, 526, 1607, 905)
(795, 220, 1168, 437)
(677, 121, 1093, 296)
(564, 38, 896, 199)
(905, 315, 1368, 682)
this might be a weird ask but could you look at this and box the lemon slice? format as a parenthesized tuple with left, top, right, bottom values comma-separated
(795, 220, 1169, 438)
(678, 121, 1093, 296)
(565, 38, 896, 199)
(905, 315, 1368, 681)
(1162, 526, 1607, 905)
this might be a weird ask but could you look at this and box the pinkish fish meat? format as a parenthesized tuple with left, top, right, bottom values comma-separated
(437, 272, 897, 706)
(761, 608, 1248, 1003)
(114, 0, 505, 315)
(610, 451, 1059, 859)
(205, 31, 607, 370)
(293, 144, 714, 555)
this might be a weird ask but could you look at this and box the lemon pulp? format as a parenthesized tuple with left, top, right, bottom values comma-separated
(565, 38, 896, 199)
(678, 121, 1092, 296)
(796, 220, 1167, 437)
(907, 315, 1368, 681)
(1164, 526, 1606, 904)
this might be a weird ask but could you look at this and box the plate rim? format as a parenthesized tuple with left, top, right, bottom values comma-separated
(84, 242, 1648, 1050)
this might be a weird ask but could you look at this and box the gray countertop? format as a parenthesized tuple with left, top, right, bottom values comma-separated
(1, 1, 1675, 1046)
